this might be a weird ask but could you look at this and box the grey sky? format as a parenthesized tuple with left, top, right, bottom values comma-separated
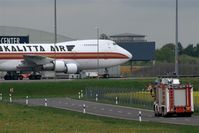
(0, 0, 198, 48)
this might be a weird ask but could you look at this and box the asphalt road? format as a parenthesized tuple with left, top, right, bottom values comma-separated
(14, 97, 199, 126)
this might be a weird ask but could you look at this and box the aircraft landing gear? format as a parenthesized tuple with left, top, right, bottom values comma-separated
(4, 71, 21, 80)
(29, 72, 42, 80)
(4, 71, 42, 80)
(103, 68, 110, 78)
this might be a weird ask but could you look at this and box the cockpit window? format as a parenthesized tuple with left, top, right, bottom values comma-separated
(113, 42, 117, 45)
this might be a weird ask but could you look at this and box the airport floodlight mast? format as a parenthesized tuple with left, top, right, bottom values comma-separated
(54, 0, 57, 79)
(175, 0, 179, 76)
(54, 0, 57, 44)
(96, 27, 100, 79)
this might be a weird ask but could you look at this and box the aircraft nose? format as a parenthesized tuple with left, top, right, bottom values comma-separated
(116, 45, 132, 60)
(121, 48, 132, 60)
(125, 49, 132, 60)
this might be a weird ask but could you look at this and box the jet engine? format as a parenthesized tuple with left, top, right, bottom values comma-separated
(42, 60, 78, 74)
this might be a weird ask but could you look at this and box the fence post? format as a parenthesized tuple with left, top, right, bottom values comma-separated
(138, 111, 142, 122)
(78, 92, 81, 99)
(96, 94, 98, 102)
(26, 96, 29, 105)
(81, 90, 83, 98)
(9, 93, 12, 103)
(83, 104, 86, 113)
(44, 98, 48, 107)
(0, 93, 2, 101)
(116, 97, 118, 105)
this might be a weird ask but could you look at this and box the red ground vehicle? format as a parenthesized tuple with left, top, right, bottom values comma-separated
(4, 72, 41, 80)
(153, 78, 194, 117)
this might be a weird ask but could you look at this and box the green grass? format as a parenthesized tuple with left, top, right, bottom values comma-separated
(0, 102, 199, 133)
(179, 55, 199, 64)
(105, 91, 153, 102)
(103, 91, 199, 111)
(0, 79, 199, 132)
(0, 79, 154, 99)
(181, 78, 199, 90)
(0, 78, 198, 99)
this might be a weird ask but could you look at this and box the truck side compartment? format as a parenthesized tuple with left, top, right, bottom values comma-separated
(153, 78, 194, 117)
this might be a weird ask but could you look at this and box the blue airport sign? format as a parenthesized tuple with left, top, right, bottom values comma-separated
(0, 36, 29, 44)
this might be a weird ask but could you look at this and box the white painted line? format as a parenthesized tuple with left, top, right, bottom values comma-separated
(109, 109, 113, 112)
(101, 108, 105, 111)
(74, 98, 153, 112)
(118, 111, 123, 113)
(127, 112, 131, 115)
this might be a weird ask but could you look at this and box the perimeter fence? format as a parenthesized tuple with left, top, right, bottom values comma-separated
(122, 63, 199, 77)
(84, 87, 154, 110)
(83, 87, 199, 112)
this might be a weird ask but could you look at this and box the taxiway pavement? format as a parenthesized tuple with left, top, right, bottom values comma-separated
(15, 97, 199, 126)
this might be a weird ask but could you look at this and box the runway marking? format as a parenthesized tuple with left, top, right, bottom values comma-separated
(101, 108, 105, 111)
(118, 111, 123, 113)
(14, 98, 199, 126)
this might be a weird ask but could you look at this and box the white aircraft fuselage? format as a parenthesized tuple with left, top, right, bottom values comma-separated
(0, 40, 132, 74)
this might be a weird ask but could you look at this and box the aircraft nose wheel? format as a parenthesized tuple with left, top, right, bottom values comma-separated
(4, 71, 21, 80)
(29, 74, 42, 80)
(103, 68, 110, 78)
(103, 74, 110, 78)
(19, 75, 23, 80)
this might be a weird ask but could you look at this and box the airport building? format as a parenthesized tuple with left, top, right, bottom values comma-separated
(0, 26, 155, 78)
(110, 33, 146, 43)
(110, 33, 155, 61)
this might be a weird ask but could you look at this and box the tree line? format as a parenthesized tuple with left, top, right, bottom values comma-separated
(99, 33, 199, 63)
(156, 43, 199, 63)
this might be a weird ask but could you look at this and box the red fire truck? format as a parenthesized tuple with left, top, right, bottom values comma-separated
(153, 78, 194, 117)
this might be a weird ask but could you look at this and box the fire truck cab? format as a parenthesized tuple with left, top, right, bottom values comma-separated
(153, 77, 194, 117)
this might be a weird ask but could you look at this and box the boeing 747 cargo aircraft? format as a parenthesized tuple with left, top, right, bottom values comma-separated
(0, 40, 132, 80)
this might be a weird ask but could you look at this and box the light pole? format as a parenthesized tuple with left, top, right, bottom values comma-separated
(175, 0, 179, 76)
(54, 0, 57, 79)
(96, 27, 100, 79)
(54, 0, 57, 44)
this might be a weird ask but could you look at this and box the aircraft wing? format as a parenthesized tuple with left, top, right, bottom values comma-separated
(23, 54, 54, 65)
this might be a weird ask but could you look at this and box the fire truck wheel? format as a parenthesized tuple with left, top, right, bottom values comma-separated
(154, 112, 157, 117)
(186, 114, 192, 117)
(161, 107, 165, 116)
(19, 75, 23, 80)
